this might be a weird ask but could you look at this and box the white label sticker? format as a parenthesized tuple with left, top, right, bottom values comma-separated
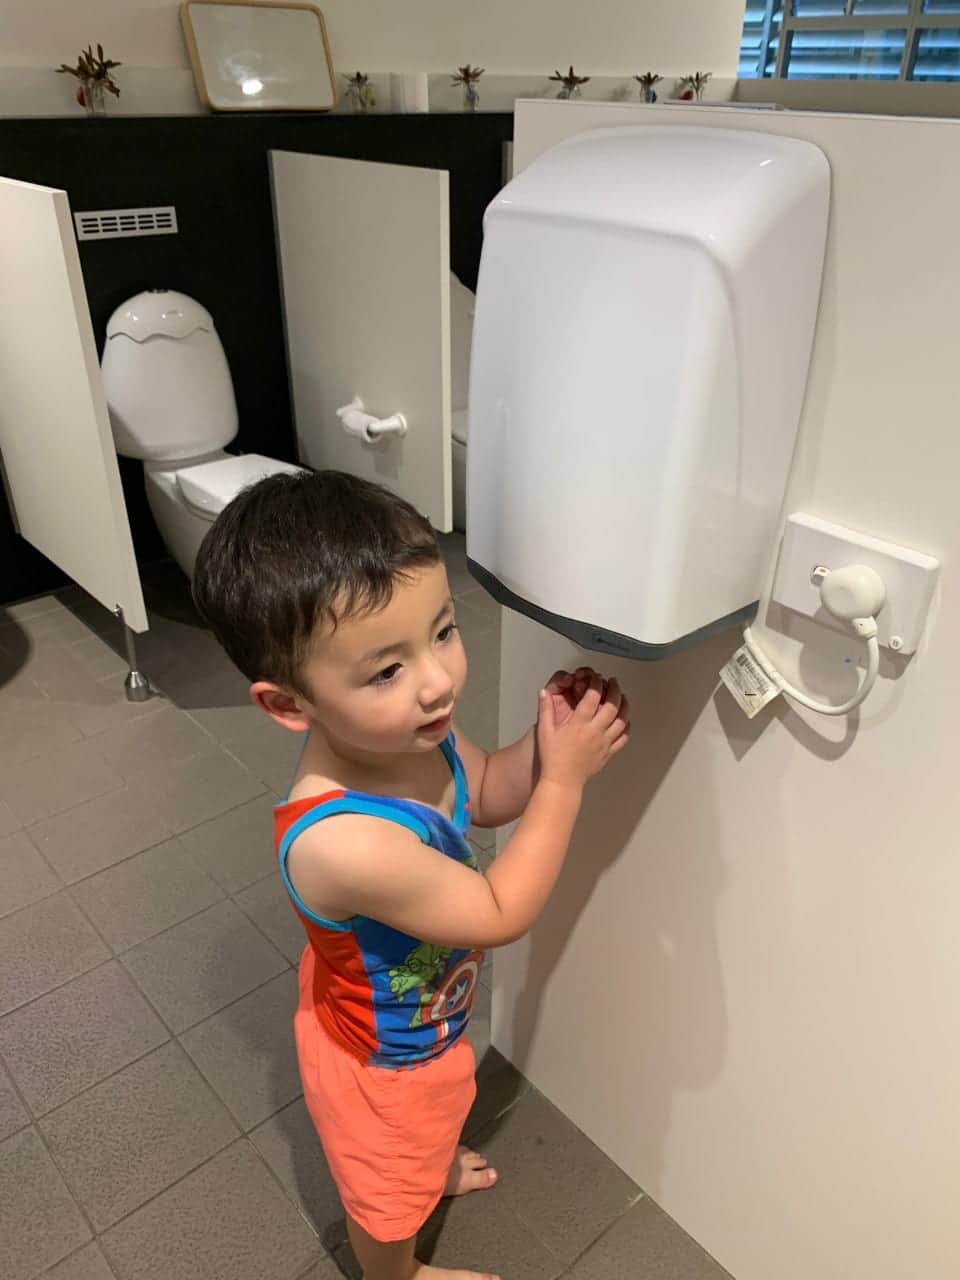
(719, 646, 781, 719)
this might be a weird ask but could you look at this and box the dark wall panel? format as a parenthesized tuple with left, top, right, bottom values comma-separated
(0, 112, 512, 603)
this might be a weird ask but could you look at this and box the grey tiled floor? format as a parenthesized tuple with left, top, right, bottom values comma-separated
(0, 533, 730, 1280)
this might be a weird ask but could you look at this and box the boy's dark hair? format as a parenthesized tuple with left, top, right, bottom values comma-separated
(192, 469, 439, 693)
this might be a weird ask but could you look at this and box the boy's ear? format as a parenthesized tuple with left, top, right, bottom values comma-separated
(250, 681, 312, 733)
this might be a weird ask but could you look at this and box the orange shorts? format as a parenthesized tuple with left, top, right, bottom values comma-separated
(294, 945, 478, 1242)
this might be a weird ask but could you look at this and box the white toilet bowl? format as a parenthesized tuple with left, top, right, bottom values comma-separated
(144, 452, 304, 579)
(101, 291, 304, 578)
(103, 281, 476, 573)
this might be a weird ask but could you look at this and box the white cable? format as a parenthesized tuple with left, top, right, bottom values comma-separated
(743, 623, 880, 717)
(740, 563, 886, 717)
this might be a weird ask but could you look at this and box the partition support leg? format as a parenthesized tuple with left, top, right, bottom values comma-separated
(115, 606, 154, 703)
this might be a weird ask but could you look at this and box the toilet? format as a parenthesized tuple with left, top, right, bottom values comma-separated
(101, 289, 304, 578)
(101, 281, 477, 578)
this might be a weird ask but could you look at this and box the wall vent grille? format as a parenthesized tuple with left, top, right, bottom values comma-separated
(74, 206, 178, 241)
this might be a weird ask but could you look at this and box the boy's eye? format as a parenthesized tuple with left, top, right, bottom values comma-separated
(371, 663, 402, 686)
(437, 623, 457, 643)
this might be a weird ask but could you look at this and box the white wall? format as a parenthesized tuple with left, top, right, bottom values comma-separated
(492, 100, 960, 1280)
(4, 0, 744, 72)
(0, 0, 744, 114)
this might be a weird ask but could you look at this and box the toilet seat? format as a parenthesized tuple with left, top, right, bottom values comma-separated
(176, 453, 305, 519)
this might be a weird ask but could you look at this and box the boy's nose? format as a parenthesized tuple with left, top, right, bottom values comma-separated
(419, 658, 454, 710)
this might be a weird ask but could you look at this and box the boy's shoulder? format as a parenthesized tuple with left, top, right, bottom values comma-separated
(281, 794, 425, 925)
(286, 767, 346, 807)
(285, 743, 455, 815)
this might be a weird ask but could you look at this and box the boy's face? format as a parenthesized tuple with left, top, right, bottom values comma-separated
(297, 560, 467, 757)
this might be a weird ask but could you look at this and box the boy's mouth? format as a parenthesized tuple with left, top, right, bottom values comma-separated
(419, 710, 453, 735)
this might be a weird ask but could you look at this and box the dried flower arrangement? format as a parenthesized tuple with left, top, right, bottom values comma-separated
(634, 72, 663, 103)
(549, 66, 591, 99)
(58, 44, 121, 115)
(451, 64, 485, 111)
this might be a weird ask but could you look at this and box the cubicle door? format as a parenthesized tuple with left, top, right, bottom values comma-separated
(271, 151, 453, 531)
(0, 176, 147, 631)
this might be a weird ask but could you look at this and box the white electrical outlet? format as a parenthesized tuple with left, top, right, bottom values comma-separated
(772, 513, 939, 655)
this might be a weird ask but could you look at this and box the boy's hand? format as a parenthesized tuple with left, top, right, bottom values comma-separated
(536, 672, 630, 789)
(542, 667, 613, 728)
(540, 669, 580, 729)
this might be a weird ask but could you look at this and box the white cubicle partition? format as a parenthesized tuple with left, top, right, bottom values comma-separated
(271, 150, 453, 532)
(0, 176, 146, 630)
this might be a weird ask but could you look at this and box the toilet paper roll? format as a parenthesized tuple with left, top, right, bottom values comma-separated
(390, 72, 429, 113)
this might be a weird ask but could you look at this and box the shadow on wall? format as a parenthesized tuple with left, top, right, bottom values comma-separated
(495, 601, 901, 1197)
(501, 629, 735, 1196)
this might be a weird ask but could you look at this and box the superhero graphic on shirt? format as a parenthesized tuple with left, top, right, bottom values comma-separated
(389, 942, 483, 1028)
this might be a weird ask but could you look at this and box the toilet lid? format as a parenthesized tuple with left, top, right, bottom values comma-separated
(176, 453, 306, 518)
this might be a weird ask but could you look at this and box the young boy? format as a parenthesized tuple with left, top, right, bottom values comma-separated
(192, 470, 630, 1280)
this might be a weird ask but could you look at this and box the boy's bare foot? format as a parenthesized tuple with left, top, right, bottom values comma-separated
(442, 1145, 498, 1196)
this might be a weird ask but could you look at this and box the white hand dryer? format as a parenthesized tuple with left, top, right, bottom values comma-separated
(465, 125, 830, 658)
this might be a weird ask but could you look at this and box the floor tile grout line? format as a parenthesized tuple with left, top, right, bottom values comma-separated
(0, 1039, 39, 1138)
(34, 1240, 113, 1279)
(72, 697, 170, 740)
(0, 838, 232, 1013)
(116, 935, 293, 1039)
(20, 761, 276, 895)
(10, 949, 299, 1132)
(85, 698, 229, 753)
(463, 1079, 532, 1145)
(173, 968, 300, 1073)
(19, 1029, 177, 1127)
(63, 869, 228, 957)
(83, 1133, 261, 1246)
(291, 1253, 337, 1280)
(165, 732, 273, 798)
(3, 822, 69, 894)
(44, 1106, 240, 1243)
(0, 770, 129, 834)
(227, 882, 305, 968)
(84, 736, 246, 789)
(33, 827, 179, 894)
(549, 1187, 649, 1277)
(0, 906, 288, 1077)
(514, 1198, 636, 1275)
(246, 1116, 337, 1266)
(94, 1132, 323, 1258)
(0, 940, 109, 1024)
(19, 1109, 101, 1260)
(215, 734, 290, 791)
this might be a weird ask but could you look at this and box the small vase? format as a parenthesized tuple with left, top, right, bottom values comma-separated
(557, 85, 581, 100)
(463, 83, 480, 112)
(82, 79, 107, 118)
(640, 87, 658, 104)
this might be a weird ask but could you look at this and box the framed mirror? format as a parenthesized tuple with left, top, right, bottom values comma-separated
(181, 1, 337, 112)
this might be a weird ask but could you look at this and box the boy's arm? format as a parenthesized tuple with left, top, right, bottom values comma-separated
(286, 791, 580, 950)
(454, 724, 537, 829)
(455, 668, 596, 828)
(285, 676, 628, 952)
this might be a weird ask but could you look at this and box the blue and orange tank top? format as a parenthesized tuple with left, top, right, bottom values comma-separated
(274, 734, 485, 1069)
